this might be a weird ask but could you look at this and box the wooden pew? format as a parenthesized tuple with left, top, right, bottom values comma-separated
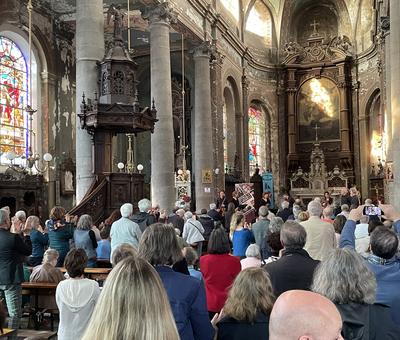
(59, 267, 112, 284)
(21, 282, 58, 330)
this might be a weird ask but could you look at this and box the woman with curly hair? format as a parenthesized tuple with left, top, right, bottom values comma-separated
(213, 267, 275, 340)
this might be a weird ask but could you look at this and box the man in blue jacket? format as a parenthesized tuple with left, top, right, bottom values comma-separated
(340, 204, 400, 325)
(0, 209, 32, 339)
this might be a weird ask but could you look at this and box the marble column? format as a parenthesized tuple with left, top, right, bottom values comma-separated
(193, 42, 214, 211)
(75, 0, 104, 203)
(390, 1, 400, 210)
(143, 3, 176, 211)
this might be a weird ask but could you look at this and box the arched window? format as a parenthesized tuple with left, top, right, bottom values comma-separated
(0, 36, 29, 164)
(248, 104, 266, 174)
(245, 0, 273, 46)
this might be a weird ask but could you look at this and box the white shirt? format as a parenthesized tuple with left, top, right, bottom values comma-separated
(110, 217, 142, 259)
(183, 218, 205, 245)
(56, 278, 100, 340)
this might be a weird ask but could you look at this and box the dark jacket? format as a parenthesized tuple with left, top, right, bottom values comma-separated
(198, 215, 215, 240)
(0, 229, 32, 285)
(276, 208, 292, 222)
(264, 248, 319, 297)
(207, 209, 222, 223)
(130, 212, 156, 232)
(156, 266, 214, 340)
(168, 214, 185, 233)
(336, 303, 400, 340)
(217, 312, 269, 340)
(47, 219, 74, 266)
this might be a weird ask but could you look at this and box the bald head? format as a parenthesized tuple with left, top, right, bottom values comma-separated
(269, 290, 343, 340)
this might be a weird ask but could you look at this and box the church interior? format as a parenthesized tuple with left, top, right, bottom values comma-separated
(2, 1, 400, 339)
(0, 0, 394, 215)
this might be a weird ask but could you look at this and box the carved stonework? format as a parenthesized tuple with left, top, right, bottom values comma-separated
(142, 2, 177, 25)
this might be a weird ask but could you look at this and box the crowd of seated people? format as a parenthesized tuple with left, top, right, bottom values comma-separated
(2, 188, 400, 340)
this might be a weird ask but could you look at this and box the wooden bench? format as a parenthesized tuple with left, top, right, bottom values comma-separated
(21, 282, 58, 330)
(59, 267, 112, 283)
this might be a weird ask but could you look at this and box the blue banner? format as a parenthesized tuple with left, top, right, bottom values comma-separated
(262, 172, 274, 209)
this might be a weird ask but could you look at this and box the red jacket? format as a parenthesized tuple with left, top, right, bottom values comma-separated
(200, 253, 241, 312)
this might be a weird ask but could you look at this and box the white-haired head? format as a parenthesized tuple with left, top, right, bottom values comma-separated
(307, 201, 323, 217)
(176, 209, 185, 218)
(184, 211, 193, 221)
(245, 244, 261, 259)
(120, 203, 133, 218)
(138, 198, 152, 213)
(281, 201, 289, 209)
(209, 203, 217, 210)
(15, 210, 26, 222)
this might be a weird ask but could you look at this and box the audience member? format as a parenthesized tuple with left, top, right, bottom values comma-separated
(198, 208, 215, 241)
(82, 256, 180, 340)
(111, 243, 137, 267)
(110, 203, 142, 262)
(340, 204, 400, 324)
(230, 212, 254, 258)
(276, 201, 292, 222)
(312, 248, 400, 339)
(139, 223, 214, 340)
(301, 201, 336, 261)
(74, 214, 98, 268)
(200, 227, 241, 317)
(0, 209, 31, 339)
(333, 215, 347, 246)
(354, 215, 370, 254)
(0, 300, 4, 335)
(167, 208, 185, 233)
(96, 224, 111, 260)
(11, 210, 26, 234)
(291, 204, 303, 222)
(322, 206, 334, 223)
(183, 246, 203, 281)
(269, 290, 343, 340)
(27, 215, 48, 266)
(130, 198, 156, 232)
(297, 211, 309, 222)
(182, 211, 205, 257)
(30, 249, 64, 310)
(263, 232, 283, 264)
(264, 221, 319, 297)
(251, 206, 270, 246)
(338, 204, 350, 219)
(47, 206, 75, 267)
(259, 217, 283, 260)
(56, 249, 100, 340)
(240, 244, 262, 269)
(213, 268, 274, 340)
(224, 203, 236, 233)
(208, 203, 223, 225)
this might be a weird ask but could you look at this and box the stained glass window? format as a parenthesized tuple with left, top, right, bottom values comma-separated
(248, 106, 266, 174)
(0, 36, 28, 164)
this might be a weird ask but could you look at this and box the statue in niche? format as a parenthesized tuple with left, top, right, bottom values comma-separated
(64, 171, 74, 192)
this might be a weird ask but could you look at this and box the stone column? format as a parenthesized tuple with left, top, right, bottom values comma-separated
(143, 3, 176, 210)
(338, 64, 351, 153)
(193, 42, 214, 211)
(210, 50, 225, 191)
(75, 0, 104, 203)
(242, 71, 250, 180)
(286, 69, 297, 156)
(390, 1, 400, 210)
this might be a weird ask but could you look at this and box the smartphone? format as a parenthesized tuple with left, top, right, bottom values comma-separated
(363, 206, 382, 216)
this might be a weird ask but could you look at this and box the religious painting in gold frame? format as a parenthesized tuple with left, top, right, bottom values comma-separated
(202, 169, 212, 184)
(297, 77, 340, 142)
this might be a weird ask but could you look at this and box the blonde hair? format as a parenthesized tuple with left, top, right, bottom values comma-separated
(43, 249, 59, 264)
(229, 212, 245, 239)
(25, 215, 40, 231)
(223, 267, 275, 322)
(82, 256, 179, 340)
(297, 211, 309, 222)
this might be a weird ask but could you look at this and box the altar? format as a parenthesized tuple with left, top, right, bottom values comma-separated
(290, 129, 348, 202)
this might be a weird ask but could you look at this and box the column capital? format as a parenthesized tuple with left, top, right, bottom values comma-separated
(192, 41, 214, 59)
(142, 2, 177, 26)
